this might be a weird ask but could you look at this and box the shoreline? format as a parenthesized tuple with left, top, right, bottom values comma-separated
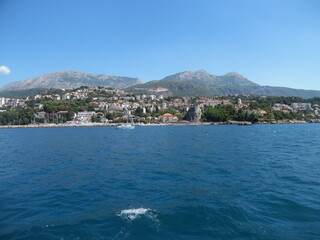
(0, 120, 319, 129)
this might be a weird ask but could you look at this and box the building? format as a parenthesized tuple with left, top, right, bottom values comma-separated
(160, 113, 178, 123)
(0, 97, 6, 107)
(57, 111, 69, 118)
(34, 112, 46, 118)
(34, 103, 44, 110)
(75, 111, 95, 122)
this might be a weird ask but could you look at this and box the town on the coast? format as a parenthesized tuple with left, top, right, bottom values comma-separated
(1, 86, 320, 127)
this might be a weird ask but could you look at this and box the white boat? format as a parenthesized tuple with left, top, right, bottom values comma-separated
(117, 114, 135, 129)
(117, 124, 135, 129)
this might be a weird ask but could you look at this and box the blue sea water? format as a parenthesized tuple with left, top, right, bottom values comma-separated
(1, 124, 320, 239)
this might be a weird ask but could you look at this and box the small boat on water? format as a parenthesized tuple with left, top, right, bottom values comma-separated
(117, 113, 135, 129)
(117, 124, 135, 129)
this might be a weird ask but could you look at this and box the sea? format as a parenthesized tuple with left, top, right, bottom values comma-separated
(1, 124, 320, 239)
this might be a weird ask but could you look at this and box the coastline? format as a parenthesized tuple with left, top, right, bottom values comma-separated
(0, 120, 319, 129)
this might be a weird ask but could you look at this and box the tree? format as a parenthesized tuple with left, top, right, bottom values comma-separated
(135, 107, 144, 116)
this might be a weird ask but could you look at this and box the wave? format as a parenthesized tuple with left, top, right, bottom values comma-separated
(118, 208, 152, 220)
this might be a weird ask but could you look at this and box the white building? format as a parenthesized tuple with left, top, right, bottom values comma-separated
(75, 111, 95, 122)
(0, 97, 6, 107)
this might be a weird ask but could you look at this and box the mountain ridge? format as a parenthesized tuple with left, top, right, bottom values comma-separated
(1, 69, 320, 98)
(125, 70, 320, 98)
(0, 70, 141, 91)
(161, 70, 259, 87)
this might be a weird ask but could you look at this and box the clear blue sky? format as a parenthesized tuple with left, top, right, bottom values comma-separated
(1, 0, 320, 89)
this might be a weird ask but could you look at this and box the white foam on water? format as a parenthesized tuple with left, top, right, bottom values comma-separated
(118, 208, 151, 220)
(116, 207, 161, 237)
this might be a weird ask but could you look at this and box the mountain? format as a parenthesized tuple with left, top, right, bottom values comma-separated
(125, 70, 320, 98)
(2, 69, 320, 98)
(0, 70, 141, 91)
(162, 70, 258, 87)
